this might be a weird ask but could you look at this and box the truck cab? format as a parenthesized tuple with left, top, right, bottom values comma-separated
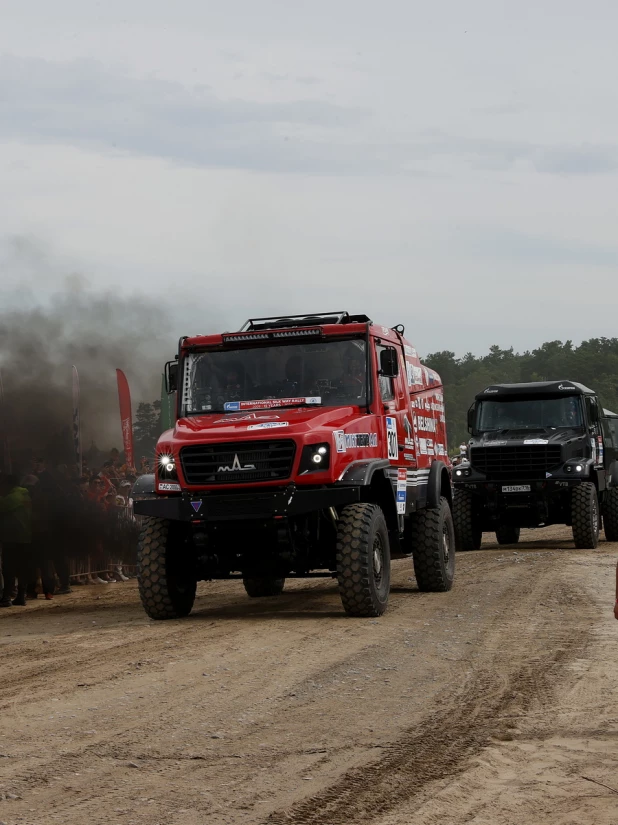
(133, 311, 455, 619)
(453, 380, 618, 550)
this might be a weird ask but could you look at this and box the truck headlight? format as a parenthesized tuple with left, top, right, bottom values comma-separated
(158, 454, 179, 480)
(299, 443, 330, 473)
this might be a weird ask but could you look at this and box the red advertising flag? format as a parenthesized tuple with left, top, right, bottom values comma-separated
(116, 369, 134, 469)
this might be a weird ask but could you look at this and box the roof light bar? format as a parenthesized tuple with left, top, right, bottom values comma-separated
(222, 327, 322, 344)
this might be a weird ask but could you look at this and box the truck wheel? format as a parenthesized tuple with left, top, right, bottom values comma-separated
(453, 489, 482, 551)
(408, 497, 455, 592)
(495, 525, 520, 545)
(571, 483, 600, 549)
(603, 488, 618, 542)
(137, 517, 197, 620)
(336, 503, 391, 617)
(243, 577, 285, 597)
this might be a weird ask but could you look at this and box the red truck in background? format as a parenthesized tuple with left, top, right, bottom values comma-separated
(133, 311, 454, 619)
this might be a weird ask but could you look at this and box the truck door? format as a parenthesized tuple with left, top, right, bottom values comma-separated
(375, 340, 417, 515)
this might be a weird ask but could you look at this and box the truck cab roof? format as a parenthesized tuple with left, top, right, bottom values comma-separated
(476, 381, 594, 400)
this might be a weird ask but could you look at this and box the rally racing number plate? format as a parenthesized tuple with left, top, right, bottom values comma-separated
(502, 485, 531, 493)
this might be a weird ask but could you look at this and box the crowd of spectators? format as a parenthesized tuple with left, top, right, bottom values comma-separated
(0, 448, 145, 606)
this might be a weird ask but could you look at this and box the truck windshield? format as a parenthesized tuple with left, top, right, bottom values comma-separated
(181, 339, 367, 415)
(477, 395, 583, 431)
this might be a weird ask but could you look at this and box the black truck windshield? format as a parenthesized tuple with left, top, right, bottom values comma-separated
(477, 395, 583, 431)
(182, 339, 367, 414)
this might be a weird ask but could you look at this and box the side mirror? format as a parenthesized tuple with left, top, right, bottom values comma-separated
(379, 348, 399, 378)
(467, 404, 475, 433)
(165, 360, 179, 393)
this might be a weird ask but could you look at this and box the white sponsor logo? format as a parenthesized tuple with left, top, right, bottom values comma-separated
(247, 422, 289, 430)
(484, 388, 499, 393)
(217, 454, 256, 472)
(524, 439, 549, 445)
(404, 345, 417, 358)
(334, 430, 378, 452)
(558, 384, 576, 391)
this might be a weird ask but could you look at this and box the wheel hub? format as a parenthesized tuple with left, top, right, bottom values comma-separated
(372, 535, 383, 583)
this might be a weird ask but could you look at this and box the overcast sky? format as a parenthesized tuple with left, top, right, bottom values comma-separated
(2, 0, 618, 357)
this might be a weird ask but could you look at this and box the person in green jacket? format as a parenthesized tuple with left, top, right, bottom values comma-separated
(0, 474, 33, 607)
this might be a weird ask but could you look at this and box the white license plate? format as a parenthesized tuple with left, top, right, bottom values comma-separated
(502, 485, 531, 493)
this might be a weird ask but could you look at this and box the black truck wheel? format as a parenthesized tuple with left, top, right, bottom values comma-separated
(453, 488, 482, 551)
(571, 483, 600, 549)
(603, 487, 618, 542)
(137, 517, 197, 619)
(408, 497, 455, 592)
(336, 503, 391, 617)
(243, 577, 285, 597)
(495, 525, 521, 545)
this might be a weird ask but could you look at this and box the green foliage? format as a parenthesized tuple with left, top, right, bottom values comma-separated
(133, 401, 161, 461)
(424, 338, 618, 451)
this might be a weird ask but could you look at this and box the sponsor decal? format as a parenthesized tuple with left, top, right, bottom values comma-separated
(427, 439, 435, 456)
(396, 467, 407, 515)
(334, 430, 378, 452)
(598, 436, 604, 465)
(545, 472, 552, 478)
(558, 384, 576, 391)
(386, 417, 398, 460)
(224, 397, 321, 411)
(417, 416, 438, 433)
(404, 453, 415, 461)
(556, 481, 568, 487)
(190, 501, 203, 513)
(484, 388, 499, 394)
(488, 440, 507, 446)
(215, 413, 280, 423)
(247, 422, 289, 430)
(217, 454, 256, 472)
(404, 345, 418, 358)
(403, 415, 413, 438)
(381, 326, 391, 336)
(158, 482, 181, 492)
(524, 439, 549, 445)
(436, 443, 445, 456)
(419, 438, 428, 455)
(404, 437, 415, 449)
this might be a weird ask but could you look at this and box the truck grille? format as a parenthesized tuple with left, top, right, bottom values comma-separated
(180, 440, 296, 485)
(471, 445, 563, 480)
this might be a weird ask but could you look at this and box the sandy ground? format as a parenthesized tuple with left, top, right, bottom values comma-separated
(0, 526, 617, 825)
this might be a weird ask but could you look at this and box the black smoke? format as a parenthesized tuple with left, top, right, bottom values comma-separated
(0, 236, 171, 472)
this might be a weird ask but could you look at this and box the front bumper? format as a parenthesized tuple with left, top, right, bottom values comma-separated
(133, 483, 361, 522)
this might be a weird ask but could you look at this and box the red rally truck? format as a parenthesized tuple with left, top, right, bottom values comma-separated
(133, 311, 454, 619)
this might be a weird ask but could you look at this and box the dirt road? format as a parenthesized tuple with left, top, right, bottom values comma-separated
(1, 527, 617, 824)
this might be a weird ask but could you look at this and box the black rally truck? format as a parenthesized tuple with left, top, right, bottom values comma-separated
(452, 381, 618, 550)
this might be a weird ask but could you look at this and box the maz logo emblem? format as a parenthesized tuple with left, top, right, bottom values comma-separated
(217, 454, 257, 472)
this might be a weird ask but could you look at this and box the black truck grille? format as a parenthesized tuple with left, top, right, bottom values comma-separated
(180, 440, 296, 485)
(471, 445, 563, 480)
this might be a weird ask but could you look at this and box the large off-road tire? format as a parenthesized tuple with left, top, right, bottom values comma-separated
(243, 577, 285, 598)
(495, 525, 521, 545)
(408, 497, 455, 592)
(453, 488, 482, 551)
(603, 487, 618, 542)
(137, 517, 197, 620)
(571, 482, 600, 549)
(336, 503, 391, 617)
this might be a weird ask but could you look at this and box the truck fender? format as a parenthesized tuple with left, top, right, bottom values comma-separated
(338, 459, 391, 486)
(131, 473, 156, 497)
(426, 460, 452, 509)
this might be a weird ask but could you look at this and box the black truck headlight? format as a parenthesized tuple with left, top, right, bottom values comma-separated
(158, 454, 179, 480)
(454, 467, 471, 478)
(299, 443, 330, 474)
